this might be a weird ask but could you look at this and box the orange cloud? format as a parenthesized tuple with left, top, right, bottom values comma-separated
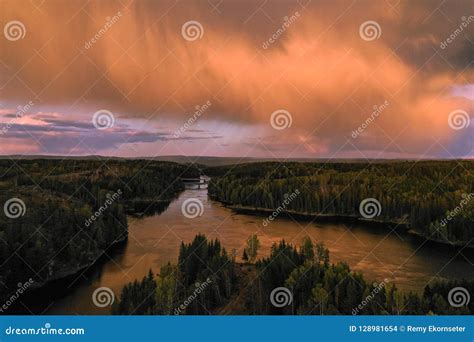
(0, 0, 472, 157)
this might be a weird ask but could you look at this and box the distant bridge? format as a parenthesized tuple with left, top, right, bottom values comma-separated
(180, 177, 209, 183)
(180, 176, 210, 189)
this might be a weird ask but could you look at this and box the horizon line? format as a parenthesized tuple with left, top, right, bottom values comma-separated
(0, 154, 472, 161)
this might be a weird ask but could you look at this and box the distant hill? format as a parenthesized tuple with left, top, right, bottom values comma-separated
(0, 155, 454, 166)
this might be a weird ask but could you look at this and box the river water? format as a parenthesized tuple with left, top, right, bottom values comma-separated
(39, 187, 474, 314)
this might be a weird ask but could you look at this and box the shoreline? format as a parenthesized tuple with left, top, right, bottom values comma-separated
(0, 234, 129, 313)
(407, 229, 474, 249)
(215, 201, 473, 249)
(223, 203, 409, 230)
(18, 234, 128, 295)
(124, 198, 173, 217)
(10, 187, 473, 314)
(1, 189, 185, 311)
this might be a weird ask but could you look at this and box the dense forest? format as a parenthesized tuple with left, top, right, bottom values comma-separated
(0, 159, 198, 300)
(1, 158, 472, 315)
(113, 234, 236, 315)
(208, 161, 474, 245)
(114, 234, 474, 315)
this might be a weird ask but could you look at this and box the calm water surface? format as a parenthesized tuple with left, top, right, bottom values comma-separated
(43, 188, 474, 314)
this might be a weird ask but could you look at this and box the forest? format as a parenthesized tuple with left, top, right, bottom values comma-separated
(113, 234, 474, 315)
(208, 161, 474, 245)
(113, 234, 236, 315)
(0, 159, 199, 300)
(1, 158, 472, 315)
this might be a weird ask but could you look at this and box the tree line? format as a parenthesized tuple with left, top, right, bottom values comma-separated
(113, 234, 236, 315)
(113, 234, 474, 315)
(208, 161, 474, 244)
(0, 159, 197, 301)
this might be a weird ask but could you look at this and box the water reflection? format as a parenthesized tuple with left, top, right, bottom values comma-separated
(17, 188, 474, 315)
(125, 199, 172, 218)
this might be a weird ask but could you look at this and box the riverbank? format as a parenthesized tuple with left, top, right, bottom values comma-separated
(14, 188, 474, 314)
(14, 234, 128, 295)
(2, 190, 186, 311)
(220, 203, 473, 249)
(0, 234, 129, 313)
(224, 204, 410, 231)
(18, 195, 183, 297)
(124, 198, 173, 217)
(407, 229, 474, 249)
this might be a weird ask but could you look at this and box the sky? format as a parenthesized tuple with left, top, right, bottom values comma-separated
(0, 0, 473, 159)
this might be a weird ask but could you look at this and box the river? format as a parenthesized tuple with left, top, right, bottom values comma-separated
(30, 187, 474, 314)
